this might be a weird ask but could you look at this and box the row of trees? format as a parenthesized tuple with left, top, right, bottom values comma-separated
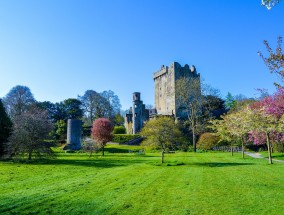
(210, 89, 284, 164)
(0, 85, 123, 160)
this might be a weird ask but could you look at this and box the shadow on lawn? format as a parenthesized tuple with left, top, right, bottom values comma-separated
(1, 156, 148, 168)
(189, 162, 255, 167)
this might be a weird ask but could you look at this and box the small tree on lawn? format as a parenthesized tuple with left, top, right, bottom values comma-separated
(91, 118, 113, 156)
(140, 116, 184, 163)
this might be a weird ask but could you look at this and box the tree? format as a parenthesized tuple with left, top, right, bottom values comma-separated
(175, 77, 201, 152)
(225, 108, 251, 159)
(248, 88, 284, 164)
(261, 0, 281, 10)
(7, 106, 52, 160)
(140, 116, 184, 163)
(113, 113, 124, 126)
(3, 85, 36, 118)
(79, 90, 111, 125)
(209, 115, 235, 156)
(91, 118, 113, 156)
(258, 36, 284, 88)
(100, 90, 122, 119)
(63, 98, 83, 119)
(225, 92, 236, 110)
(50, 120, 67, 142)
(0, 99, 13, 157)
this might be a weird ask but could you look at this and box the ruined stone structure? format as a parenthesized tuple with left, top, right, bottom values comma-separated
(66, 119, 82, 150)
(125, 92, 149, 134)
(125, 62, 200, 134)
(153, 62, 200, 118)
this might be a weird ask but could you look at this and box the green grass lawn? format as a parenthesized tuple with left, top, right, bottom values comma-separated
(1, 145, 284, 215)
(259, 151, 284, 161)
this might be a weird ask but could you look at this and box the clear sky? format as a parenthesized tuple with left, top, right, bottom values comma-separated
(0, 0, 284, 110)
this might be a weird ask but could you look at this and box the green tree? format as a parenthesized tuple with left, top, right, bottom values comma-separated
(63, 98, 83, 119)
(0, 99, 13, 157)
(140, 116, 184, 163)
(225, 92, 236, 110)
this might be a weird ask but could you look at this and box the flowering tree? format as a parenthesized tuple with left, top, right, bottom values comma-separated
(210, 107, 251, 158)
(248, 89, 284, 163)
(91, 118, 113, 156)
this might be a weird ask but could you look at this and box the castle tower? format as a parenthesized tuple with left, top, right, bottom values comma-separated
(153, 62, 200, 118)
(132, 92, 143, 134)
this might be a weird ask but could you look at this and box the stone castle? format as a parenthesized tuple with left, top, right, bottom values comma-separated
(125, 62, 200, 134)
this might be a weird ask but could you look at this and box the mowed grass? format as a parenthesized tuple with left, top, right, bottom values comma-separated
(0, 145, 284, 215)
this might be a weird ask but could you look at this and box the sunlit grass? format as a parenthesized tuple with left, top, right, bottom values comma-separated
(0, 145, 283, 215)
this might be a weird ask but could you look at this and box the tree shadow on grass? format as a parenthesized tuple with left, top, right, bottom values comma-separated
(0, 156, 148, 168)
(189, 162, 255, 167)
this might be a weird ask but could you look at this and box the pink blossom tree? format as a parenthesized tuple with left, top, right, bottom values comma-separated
(91, 118, 113, 156)
(248, 89, 284, 164)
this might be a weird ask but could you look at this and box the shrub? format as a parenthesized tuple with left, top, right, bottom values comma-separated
(112, 126, 126, 134)
(112, 134, 140, 143)
(197, 132, 220, 150)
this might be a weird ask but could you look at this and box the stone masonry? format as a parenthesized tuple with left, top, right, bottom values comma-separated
(153, 62, 200, 118)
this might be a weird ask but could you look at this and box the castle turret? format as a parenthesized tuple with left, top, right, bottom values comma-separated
(132, 92, 143, 134)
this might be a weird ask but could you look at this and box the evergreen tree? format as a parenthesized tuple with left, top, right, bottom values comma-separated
(0, 99, 12, 156)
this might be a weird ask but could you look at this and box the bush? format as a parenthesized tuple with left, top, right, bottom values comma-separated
(197, 132, 220, 150)
(112, 134, 140, 143)
(112, 126, 126, 134)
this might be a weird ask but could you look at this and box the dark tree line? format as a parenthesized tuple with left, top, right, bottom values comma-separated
(0, 85, 122, 160)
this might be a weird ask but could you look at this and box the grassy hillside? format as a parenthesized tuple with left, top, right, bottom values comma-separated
(0, 145, 283, 215)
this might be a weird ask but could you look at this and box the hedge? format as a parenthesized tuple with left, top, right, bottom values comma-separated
(112, 134, 140, 143)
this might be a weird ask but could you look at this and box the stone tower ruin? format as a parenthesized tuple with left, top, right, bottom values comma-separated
(66, 119, 82, 150)
(125, 92, 149, 134)
(153, 62, 200, 118)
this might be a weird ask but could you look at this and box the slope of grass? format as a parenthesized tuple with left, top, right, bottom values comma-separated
(0, 145, 284, 215)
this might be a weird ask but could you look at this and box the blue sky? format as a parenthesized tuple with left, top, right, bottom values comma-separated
(0, 0, 284, 110)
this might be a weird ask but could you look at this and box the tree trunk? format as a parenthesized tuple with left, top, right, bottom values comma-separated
(266, 132, 273, 164)
(241, 137, 244, 159)
(102, 146, 105, 156)
(28, 149, 32, 161)
(192, 125, 196, 152)
(89, 149, 93, 158)
(161, 149, 165, 164)
(231, 143, 234, 156)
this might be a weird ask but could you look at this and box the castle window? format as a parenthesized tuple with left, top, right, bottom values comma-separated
(135, 105, 137, 108)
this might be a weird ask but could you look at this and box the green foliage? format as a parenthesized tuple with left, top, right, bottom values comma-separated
(50, 120, 67, 143)
(63, 98, 83, 119)
(141, 116, 185, 163)
(113, 113, 124, 126)
(0, 149, 283, 214)
(197, 132, 220, 150)
(0, 99, 13, 156)
(225, 92, 236, 110)
(112, 126, 126, 134)
(112, 134, 140, 143)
